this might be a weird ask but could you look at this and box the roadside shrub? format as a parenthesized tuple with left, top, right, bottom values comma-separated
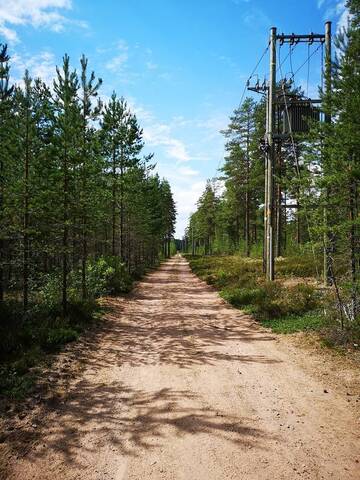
(220, 287, 264, 307)
(103, 256, 132, 294)
(11, 347, 42, 375)
(43, 327, 79, 352)
(39, 256, 133, 307)
(276, 255, 321, 278)
(0, 365, 35, 399)
(256, 283, 319, 320)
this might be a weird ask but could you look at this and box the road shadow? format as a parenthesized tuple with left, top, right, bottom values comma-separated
(48, 257, 280, 373)
(7, 381, 274, 467)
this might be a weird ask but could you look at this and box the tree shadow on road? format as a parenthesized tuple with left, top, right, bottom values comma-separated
(7, 380, 275, 468)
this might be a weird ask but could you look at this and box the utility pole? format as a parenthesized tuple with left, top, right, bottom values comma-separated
(323, 21, 332, 286)
(191, 225, 195, 255)
(249, 25, 329, 282)
(265, 27, 277, 281)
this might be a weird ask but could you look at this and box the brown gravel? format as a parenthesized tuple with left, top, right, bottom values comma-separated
(2, 255, 360, 479)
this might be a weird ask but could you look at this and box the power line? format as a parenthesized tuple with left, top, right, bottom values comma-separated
(217, 42, 270, 172)
(289, 42, 323, 81)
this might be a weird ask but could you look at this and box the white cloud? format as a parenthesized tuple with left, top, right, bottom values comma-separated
(123, 98, 227, 236)
(146, 61, 158, 70)
(105, 52, 128, 72)
(242, 8, 271, 29)
(12, 50, 56, 86)
(336, 1, 349, 31)
(105, 39, 129, 71)
(0, 0, 87, 44)
(158, 72, 172, 81)
(143, 123, 191, 162)
(172, 181, 207, 237)
(317, 0, 349, 32)
(0, 24, 18, 43)
(103, 40, 144, 84)
(177, 166, 199, 177)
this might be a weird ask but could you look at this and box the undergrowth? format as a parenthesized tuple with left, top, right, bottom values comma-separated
(0, 256, 136, 400)
(0, 300, 103, 399)
(186, 254, 358, 343)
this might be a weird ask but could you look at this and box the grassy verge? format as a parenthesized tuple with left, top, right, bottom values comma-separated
(186, 254, 330, 335)
(0, 300, 104, 400)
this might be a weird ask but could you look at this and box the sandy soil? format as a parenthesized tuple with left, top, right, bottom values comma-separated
(2, 255, 360, 479)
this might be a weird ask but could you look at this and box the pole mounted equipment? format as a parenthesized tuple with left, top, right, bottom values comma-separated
(247, 23, 331, 281)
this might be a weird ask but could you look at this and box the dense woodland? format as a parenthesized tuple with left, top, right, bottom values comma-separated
(185, 0, 360, 338)
(0, 48, 176, 372)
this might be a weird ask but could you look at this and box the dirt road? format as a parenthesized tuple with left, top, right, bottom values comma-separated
(7, 256, 360, 479)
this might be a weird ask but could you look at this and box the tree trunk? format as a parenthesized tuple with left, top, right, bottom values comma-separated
(245, 121, 251, 257)
(119, 150, 125, 263)
(112, 146, 116, 257)
(23, 94, 30, 310)
(349, 165, 358, 319)
(62, 144, 69, 316)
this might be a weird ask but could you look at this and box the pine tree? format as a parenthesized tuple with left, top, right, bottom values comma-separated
(0, 44, 14, 303)
(78, 55, 102, 299)
(53, 54, 81, 314)
(101, 94, 143, 261)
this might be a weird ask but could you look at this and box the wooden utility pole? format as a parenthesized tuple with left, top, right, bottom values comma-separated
(191, 226, 195, 255)
(265, 27, 276, 281)
(323, 21, 332, 286)
(250, 26, 329, 281)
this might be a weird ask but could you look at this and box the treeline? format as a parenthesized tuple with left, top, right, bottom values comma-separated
(186, 1, 360, 323)
(0, 48, 176, 316)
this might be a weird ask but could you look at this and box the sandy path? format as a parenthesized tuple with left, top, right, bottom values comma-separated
(7, 256, 360, 479)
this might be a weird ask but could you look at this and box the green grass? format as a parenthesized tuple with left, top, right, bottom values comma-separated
(262, 311, 328, 334)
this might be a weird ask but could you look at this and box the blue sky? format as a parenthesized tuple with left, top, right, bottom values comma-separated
(0, 0, 347, 236)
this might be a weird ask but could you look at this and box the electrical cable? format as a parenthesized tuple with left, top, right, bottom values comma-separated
(289, 43, 323, 82)
(276, 43, 296, 75)
(217, 42, 270, 172)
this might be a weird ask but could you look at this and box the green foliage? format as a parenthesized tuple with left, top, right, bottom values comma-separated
(188, 254, 322, 328)
(262, 311, 328, 334)
(99, 256, 132, 294)
(219, 282, 319, 320)
(0, 298, 99, 398)
(0, 47, 176, 313)
(0, 365, 35, 400)
(43, 327, 79, 352)
(39, 257, 133, 307)
(220, 286, 264, 307)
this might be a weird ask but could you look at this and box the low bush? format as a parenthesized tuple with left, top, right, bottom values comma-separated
(39, 256, 133, 308)
(220, 286, 264, 307)
(42, 327, 79, 352)
(0, 298, 100, 399)
(262, 311, 328, 334)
